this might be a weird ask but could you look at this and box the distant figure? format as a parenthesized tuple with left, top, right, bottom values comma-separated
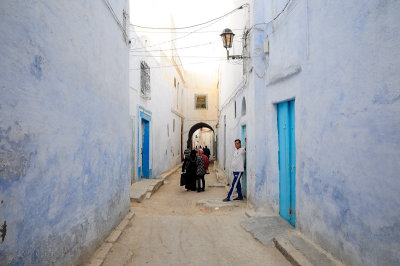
(223, 138, 246, 201)
(195, 149, 207, 192)
(203, 146, 210, 159)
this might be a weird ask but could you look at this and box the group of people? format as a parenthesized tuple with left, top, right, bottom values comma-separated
(180, 146, 210, 192)
(180, 138, 246, 203)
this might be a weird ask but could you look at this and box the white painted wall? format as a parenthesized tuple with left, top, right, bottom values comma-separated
(129, 30, 183, 179)
(217, 0, 250, 178)
(220, 0, 400, 265)
(183, 71, 219, 149)
(0, 1, 131, 264)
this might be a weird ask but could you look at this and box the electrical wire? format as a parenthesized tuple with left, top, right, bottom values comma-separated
(102, 0, 128, 43)
(130, 33, 243, 53)
(130, 55, 226, 59)
(129, 40, 220, 52)
(130, 15, 228, 51)
(133, 29, 245, 34)
(129, 58, 227, 70)
(249, 0, 291, 31)
(131, 5, 247, 30)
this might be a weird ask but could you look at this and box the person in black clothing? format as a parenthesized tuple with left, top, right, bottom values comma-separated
(203, 146, 210, 159)
(181, 150, 197, 191)
(183, 146, 191, 161)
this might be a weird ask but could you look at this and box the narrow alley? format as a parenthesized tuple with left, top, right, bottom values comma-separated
(88, 164, 291, 266)
(1, 0, 399, 265)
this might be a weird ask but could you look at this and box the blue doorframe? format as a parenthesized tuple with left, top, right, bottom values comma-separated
(277, 100, 296, 226)
(141, 119, 150, 178)
(138, 107, 152, 179)
(241, 124, 247, 196)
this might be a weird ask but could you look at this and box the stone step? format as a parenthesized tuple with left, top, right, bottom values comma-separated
(130, 163, 182, 203)
(273, 232, 345, 266)
(241, 215, 344, 266)
(130, 179, 163, 203)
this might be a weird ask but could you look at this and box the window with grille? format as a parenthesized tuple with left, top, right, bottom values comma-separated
(195, 95, 207, 109)
(140, 61, 150, 98)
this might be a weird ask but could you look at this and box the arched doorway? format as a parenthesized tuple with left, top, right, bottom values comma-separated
(187, 123, 215, 156)
(241, 97, 246, 116)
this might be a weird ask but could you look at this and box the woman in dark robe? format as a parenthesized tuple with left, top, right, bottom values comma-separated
(182, 150, 197, 191)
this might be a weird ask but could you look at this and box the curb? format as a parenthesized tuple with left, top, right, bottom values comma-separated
(130, 163, 182, 203)
(273, 237, 312, 266)
(86, 210, 135, 266)
(273, 235, 345, 266)
(159, 163, 182, 181)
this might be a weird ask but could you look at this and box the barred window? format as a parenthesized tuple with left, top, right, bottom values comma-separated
(195, 94, 207, 109)
(140, 61, 150, 99)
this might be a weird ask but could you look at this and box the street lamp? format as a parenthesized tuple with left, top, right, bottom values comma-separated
(220, 28, 243, 60)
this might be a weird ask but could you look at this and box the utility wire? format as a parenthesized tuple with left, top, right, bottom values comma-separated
(249, 0, 291, 31)
(129, 59, 227, 70)
(102, 0, 128, 43)
(133, 28, 245, 34)
(130, 15, 227, 51)
(130, 55, 226, 58)
(130, 40, 220, 52)
(130, 34, 243, 52)
(131, 5, 247, 30)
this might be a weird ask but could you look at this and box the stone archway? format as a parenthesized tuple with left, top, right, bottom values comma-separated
(187, 122, 214, 149)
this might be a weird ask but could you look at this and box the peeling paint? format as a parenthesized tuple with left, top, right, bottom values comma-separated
(0, 1, 130, 265)
(217, 0, 400, 265)
(0, 122, 33, 186)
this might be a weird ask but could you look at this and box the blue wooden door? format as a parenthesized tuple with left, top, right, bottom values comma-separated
(241, 125, 247, 196)
(142, 119, 150, 178)
(277, 100, 296, 226)
(289, 101, 296, 226)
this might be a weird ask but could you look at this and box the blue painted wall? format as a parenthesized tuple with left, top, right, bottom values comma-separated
(216, 0, 400, 265)
(0, 1, 131, 264)
(245, 0, 400, 265)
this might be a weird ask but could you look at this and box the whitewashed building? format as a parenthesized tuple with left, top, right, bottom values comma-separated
(217, 0, 400, 265)
(183, 71, 219, 155)
(0, 1, 131, 264)
(129, 29, 185, 180)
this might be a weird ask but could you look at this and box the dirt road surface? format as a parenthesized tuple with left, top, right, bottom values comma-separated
(101, 164, 291, 266)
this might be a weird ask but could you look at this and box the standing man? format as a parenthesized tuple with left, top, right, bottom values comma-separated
(223, 138, 246, 201)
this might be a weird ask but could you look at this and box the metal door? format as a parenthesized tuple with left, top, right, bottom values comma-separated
(277, 100, 296, 226)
